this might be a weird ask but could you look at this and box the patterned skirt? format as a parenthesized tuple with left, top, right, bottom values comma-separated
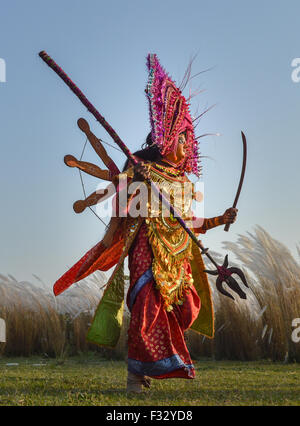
(126, 222, 201, 379)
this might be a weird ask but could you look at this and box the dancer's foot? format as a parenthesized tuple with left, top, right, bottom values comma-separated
(141, 376, 151, 389)
(126, 372, 150, 393)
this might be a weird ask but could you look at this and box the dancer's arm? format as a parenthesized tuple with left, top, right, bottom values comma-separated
(64, 155, 111, 180)
(101, 217, 120, 248)
(194, 208, 238, 234)
(77, 118, 120, 176)
(73, 183, 114, 213)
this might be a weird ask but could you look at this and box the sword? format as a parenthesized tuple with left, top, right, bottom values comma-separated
(224, 131, 247, 232)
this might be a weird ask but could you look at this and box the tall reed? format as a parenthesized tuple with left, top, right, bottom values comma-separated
(0, 226, 299, 361)
(187, 226, 300, 362)
(0, 271, 105, 357)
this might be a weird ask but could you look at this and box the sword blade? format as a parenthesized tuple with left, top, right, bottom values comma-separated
(224, 131, 247, 232)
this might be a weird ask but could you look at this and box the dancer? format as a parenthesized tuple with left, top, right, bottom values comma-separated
(52, 54, 237, 393)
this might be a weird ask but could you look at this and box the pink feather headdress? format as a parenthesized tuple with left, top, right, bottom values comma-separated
(145, 53, 201, 177)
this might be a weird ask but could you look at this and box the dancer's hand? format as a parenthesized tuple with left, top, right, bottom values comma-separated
(133, 162, 151, 181)
(222, 208, 238, 224)
(102, 232, 114, 248)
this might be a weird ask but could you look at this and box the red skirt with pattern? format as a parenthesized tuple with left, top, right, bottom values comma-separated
(126, 222, 201, 379)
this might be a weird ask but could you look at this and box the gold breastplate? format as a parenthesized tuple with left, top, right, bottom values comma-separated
(145, 164, 195, 311)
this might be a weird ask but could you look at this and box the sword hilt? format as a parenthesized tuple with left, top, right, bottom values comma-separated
(224, 222, 231, 232)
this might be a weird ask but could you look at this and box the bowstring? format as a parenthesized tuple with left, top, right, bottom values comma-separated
(78, 137, 109, 228)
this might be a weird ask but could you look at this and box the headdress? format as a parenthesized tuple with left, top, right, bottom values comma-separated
(145, 53, 201, 176)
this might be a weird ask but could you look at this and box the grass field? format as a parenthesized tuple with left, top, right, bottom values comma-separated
(0, 356, 299, 406)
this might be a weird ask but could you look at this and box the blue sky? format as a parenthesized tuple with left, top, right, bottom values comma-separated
(0, 0, 299, 284)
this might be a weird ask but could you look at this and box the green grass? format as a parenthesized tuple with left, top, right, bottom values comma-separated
(0, 356, 299, 406)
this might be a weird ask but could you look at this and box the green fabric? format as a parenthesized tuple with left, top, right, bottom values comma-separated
(189, 241, 215, 338)
(86, 217, 143, 348)
(86, 263, 125, 348)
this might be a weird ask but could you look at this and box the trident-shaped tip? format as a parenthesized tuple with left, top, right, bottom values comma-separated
(204, 255, 248, 300)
